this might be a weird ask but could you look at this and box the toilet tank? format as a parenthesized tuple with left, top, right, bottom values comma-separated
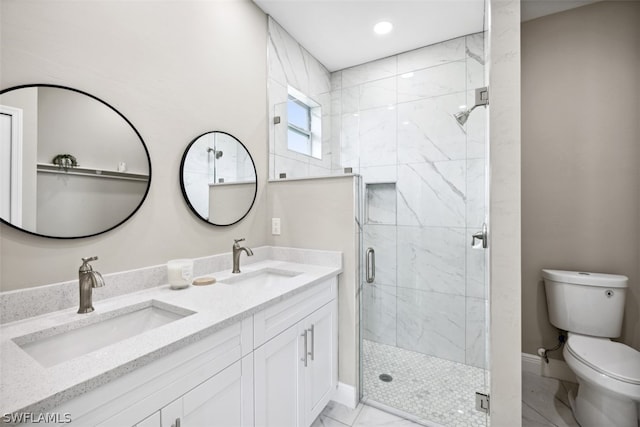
(542, 269, 628, 338)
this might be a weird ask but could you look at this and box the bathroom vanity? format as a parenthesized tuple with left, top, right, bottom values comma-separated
(0, 248, 341, 427)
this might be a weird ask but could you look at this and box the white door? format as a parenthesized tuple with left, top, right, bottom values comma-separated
(0, 105, 23, 225)
(303, 301, 337, 426)
(254, 322, 305, 427)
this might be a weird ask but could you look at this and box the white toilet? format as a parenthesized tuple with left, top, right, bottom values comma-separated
(543, 269, 640, 427)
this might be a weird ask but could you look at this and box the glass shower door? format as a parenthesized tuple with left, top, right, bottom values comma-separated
(354, 30, 490, 427)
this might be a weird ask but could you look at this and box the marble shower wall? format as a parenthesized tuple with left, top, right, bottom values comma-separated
(267, 17, 342, 179)
(335, 34, 489, 368)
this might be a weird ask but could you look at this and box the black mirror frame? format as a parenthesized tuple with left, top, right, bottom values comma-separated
(179, 131, 257, 227)
(0, 83, 152, 239)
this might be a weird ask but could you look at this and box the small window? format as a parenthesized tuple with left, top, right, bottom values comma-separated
(286, 87, 321, 159)
(287, 97, 311, 155)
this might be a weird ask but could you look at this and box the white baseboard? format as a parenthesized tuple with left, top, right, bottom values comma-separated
(332, 382, 358, 409)
(522, 352, 577, 383)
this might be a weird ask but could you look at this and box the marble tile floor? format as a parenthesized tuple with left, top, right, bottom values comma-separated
(522, 370, 580, 427)
(312, 401, 423, 427)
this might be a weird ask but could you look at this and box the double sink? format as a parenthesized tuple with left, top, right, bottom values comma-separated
(12, 267, 301, 368)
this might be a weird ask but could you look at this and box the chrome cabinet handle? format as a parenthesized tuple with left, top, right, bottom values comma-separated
(308, 324, 315, 361)
(366, 247, 375, 283)
(301, 330, 308, 367)
(472, 223, 488, 249)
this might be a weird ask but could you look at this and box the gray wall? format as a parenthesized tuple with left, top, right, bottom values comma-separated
(267, 176, 358, 390)
(0, 0, 269, 291)
(522, 1, 640, 356)
(36, 87, 148, 173)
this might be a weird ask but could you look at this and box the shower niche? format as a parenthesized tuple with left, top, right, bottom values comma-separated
(365, 183, 396, 225)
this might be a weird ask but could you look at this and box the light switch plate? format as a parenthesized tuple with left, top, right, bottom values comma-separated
(271, 218, 281, 235)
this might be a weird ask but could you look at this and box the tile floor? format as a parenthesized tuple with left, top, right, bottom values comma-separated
(312, 401, 423, 427)
(362, 340, 488, 426)
(522, 371, 579, 427)
(312, 354, 582, 427)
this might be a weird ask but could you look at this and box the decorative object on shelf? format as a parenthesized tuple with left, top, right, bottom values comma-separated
(52, 154, 79, 171)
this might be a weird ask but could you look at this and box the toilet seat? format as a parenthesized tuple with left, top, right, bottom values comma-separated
(566, 334, 640, 385)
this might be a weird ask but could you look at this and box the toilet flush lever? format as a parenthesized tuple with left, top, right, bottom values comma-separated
(472, 223, 488, 249)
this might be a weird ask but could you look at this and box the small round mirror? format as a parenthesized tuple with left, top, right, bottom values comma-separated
(180, 131, 257, 226)
(0, 84, 151, 239)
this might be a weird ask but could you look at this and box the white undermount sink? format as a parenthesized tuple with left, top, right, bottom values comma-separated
(219, 267, 302, 287)
(13, 300, 194, 368)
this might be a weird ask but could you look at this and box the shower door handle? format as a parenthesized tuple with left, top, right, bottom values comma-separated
(472, 223, 488, 249)
(366, 247, 375, 283)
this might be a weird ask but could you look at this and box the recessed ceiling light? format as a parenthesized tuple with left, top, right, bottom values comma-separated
(373, 21, 393, 35)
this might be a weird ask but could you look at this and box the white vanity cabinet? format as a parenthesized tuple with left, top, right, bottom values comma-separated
(53, 318, 254, 427)
(254, 277, 338, 427)
(17, 275, 338, 427)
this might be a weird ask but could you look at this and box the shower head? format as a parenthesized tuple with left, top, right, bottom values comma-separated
(454, 109, 472, 126)
(453, 86, 489, 126)
(207, 148, 224, 159)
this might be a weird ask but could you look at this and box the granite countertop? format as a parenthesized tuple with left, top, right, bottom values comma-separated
(0, 257, 341, 417)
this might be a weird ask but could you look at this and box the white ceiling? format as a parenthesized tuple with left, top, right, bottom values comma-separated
(254, 0, 485, 72)
(253, 0, 602, 72)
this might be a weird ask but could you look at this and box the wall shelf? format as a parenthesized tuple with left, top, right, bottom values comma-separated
(36, 163, 149, 182)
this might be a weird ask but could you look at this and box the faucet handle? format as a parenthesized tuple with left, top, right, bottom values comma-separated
(234, 238, 245, 245)
(80, 256, 99, 272)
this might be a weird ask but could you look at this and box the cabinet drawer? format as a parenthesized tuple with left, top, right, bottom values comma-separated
(254, 277, 336, 348)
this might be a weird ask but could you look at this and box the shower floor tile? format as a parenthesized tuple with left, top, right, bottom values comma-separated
(362, 339, 489, 427)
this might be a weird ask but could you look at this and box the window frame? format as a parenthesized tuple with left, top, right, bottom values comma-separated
(286, 87, 321, 159)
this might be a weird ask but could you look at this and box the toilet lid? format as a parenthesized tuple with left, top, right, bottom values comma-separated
(567, 334, 640, 385)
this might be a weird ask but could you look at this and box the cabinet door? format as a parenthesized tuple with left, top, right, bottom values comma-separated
(254, 322, 305, 427)
(160, 398, 181, 427)
(303, 300, 337, 426)
(160, 356, 253, 427)
(135, 411, 160, 427)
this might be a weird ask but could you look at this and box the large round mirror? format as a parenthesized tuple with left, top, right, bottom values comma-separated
(0, 84, 151, 239)
(180, 131, 257, 226)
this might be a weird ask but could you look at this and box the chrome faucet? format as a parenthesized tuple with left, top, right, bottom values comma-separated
(232, 238, 253, 274)
(78, 256, 105, 314)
